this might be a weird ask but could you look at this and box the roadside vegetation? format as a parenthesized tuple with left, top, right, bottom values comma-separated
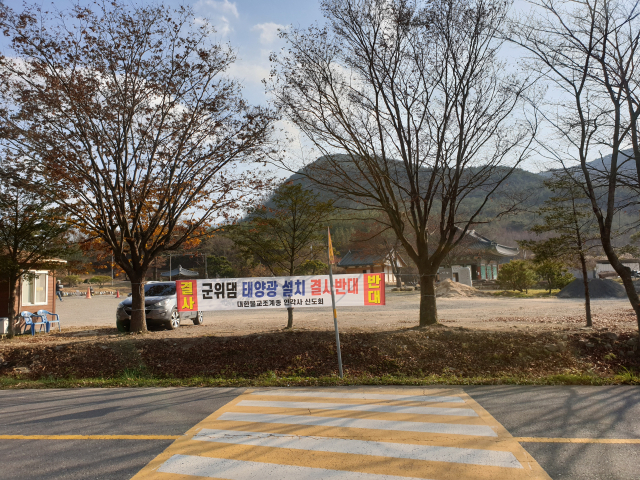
(1, 325, 638, 388)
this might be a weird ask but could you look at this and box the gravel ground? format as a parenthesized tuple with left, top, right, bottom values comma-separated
(54, 291, 636, 334)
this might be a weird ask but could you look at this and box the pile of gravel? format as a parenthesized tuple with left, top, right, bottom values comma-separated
(436, 279, 485, 298)
(557, 278, 627, 299)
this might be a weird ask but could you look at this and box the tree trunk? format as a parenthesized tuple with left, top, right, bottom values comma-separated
(391, 262, 402, 288)
(286, 307, 294, 329)
(579, 252, 592, 327)
(601, 241, 640, 332)
(129, 272, 148, 333)
(6, 275, 19, 338)
(419, 272, 438, 326)
(617, 268, 640, 332)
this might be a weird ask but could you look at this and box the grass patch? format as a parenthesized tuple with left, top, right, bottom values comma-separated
(1, 370, 638, 389)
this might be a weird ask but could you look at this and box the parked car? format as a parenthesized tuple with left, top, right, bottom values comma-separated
(116, 281, 203, 331)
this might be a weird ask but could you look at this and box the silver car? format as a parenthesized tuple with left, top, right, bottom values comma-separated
(116, 281, 204, 331)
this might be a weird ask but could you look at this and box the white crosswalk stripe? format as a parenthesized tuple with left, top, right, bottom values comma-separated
(217, 411, 498, 436)
(252, 390, 465, 403)
(237, 400, 479, 416)
(193, 428, 523, 468)
(158, 455, 430, 479)
(134, 389, 552, 480)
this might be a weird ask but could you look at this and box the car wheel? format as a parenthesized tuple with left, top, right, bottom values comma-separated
(166, 309, 180, 330)
(116, 319, 130, 333)
(193, 311, 204, 325)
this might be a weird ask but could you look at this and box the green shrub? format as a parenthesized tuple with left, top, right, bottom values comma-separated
(60, 275, 80, 287)
(535, 260, 574, 294)
(88, 275, 112, 287)
(206, 255, 235, 278)
(497, 260, 538, 293)
(296, 259, 328, 275)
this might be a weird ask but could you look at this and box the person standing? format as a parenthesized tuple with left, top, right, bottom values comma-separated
(56, 280, 64, 302)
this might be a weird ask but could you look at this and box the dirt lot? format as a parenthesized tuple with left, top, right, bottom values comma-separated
(53, 291, 637, 334)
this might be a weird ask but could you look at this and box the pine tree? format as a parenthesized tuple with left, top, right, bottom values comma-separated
(520, 174, 600, 326)
(231, 183, 334, 328)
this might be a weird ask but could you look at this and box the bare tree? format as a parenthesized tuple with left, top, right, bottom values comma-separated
(509, 0, 640, 331)
(349, 217, 406, 288)
(269, 0, 537, 326)
(0, 2, 275, 332)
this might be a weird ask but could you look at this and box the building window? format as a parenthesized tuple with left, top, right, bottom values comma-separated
(22, 271, 48, 306)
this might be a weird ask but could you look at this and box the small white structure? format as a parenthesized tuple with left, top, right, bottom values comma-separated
(567, 268, 596, 280)
(438, 266, 473, 287)
(595, 259, 639, 277)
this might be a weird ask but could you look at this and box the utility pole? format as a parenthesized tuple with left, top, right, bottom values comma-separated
(111, 254, 114, 286)
(327, 227, 343, 379)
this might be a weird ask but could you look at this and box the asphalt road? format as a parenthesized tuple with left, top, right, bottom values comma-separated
(0, 386, 638, 479)
(465, 386, 640, 479)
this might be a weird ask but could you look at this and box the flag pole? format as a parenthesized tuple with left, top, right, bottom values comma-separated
(327, 227, 344, 379)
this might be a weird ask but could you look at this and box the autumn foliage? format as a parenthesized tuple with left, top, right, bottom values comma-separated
(0, 2, 275, 332)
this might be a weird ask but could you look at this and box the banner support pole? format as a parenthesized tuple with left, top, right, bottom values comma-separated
(327, 228, 343, 379)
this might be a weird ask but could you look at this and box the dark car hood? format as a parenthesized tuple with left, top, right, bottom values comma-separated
(119, 296, 173, 307)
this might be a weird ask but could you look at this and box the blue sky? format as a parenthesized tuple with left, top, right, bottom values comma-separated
(1, 0, 323, 106)
(1, 0, 552, 172)
(183, 0, 324, 106)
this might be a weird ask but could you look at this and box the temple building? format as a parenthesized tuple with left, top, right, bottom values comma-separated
(338, 250, 407, 285)
(446, 229, 520, 282)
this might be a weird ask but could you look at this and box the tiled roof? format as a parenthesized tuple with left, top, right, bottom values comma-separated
(462, 230, 519, 258)
(160, 265, 199, 278)
(338, 250, 405, 267)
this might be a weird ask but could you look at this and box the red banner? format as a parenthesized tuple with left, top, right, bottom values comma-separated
(176, 279, 198, 312)
(364, 273, 385, 306)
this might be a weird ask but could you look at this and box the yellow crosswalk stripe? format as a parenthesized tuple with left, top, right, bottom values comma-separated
(131, 387, 552, 480)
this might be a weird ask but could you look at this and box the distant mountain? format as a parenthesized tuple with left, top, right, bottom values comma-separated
(274, 155, 548, 232)
(540, 148, 636, 177)
(273, 152, 637, 235)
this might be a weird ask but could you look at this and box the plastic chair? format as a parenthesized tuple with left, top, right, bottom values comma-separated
(37, 310, 61, 332)
(20, 311, 48, 336)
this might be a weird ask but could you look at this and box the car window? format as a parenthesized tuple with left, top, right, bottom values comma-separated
(144, 284, 176, 296)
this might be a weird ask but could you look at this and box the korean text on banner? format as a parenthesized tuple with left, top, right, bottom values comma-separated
(364, 273, 385, 306)
(176, 274, 385, 312)
(176, 280, 198, 312)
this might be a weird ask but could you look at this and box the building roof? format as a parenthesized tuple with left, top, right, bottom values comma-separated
(595, 258, 639, 264)
(338, 250, 407, 268)
(462, 229, 519, 258)
(160, 265, 199, 278)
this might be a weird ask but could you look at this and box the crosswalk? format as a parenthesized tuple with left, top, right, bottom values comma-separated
(132, 387, 551, 479)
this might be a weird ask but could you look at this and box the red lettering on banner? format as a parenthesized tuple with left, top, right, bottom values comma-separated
(348, 278, 358, 294)
(311, 279, 322, 296)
